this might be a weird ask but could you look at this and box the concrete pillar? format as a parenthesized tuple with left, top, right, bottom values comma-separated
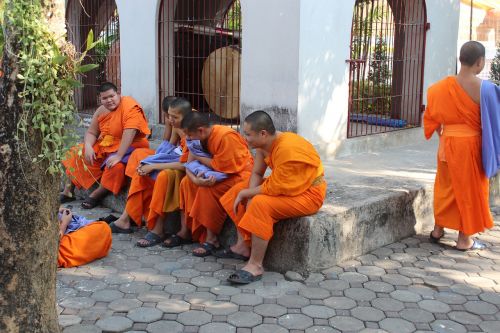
(116, 0, 160, 123)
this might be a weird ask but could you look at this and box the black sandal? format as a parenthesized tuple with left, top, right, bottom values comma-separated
(81, 196, 100, 209)
(60, 193, 75, 204)
(109, 222, 133, 234)
(162, 234, 192, 248)
(137, 232, 164, 248)
(227, 269, 262, 285)
(429, 231, 444, 244)
(192, 242, 220, 258)
(97, 214, 119, 224)
(213, 247, 249, 261)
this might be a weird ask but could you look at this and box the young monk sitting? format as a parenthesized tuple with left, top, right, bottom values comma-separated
(109, 98, 192, 248)
(164, 112, 253, 257)
(57, 207, 112, 268)
(424, 41, 494, 251)
(216, 111, 327, 284)
(61, 82, 151, 209)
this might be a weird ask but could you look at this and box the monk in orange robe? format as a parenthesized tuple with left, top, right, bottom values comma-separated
(164, 112, 253, 257)
(61, 82, 150, 209)
(216, 111, 327, 284)
(424, 41, 493, 251)
(108, 98, 192, 246)
(57, 208, 112, 268)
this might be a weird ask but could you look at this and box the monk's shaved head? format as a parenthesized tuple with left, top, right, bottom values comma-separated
(244, 110, 276, 135)
(181, 111, 210, 132)
(459, 41, 485, 67)
(162, 96, 177, 112)
(169, 97, 192, 117)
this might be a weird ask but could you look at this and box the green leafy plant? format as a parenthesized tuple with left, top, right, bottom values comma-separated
(6, 0, 99, 174)
(490, 43, 500, 85)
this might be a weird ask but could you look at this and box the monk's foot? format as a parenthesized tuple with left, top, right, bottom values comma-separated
(456, 239, 486, 251)
(163, 233, 192, 248)
(241, 262, 264, 277)
(229, 244, 251, 259)
(113, 218, 131, 230)
(137, 231, 164, 248)
(192, 241, 220, 257)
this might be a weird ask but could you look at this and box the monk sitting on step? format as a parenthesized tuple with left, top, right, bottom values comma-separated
(216, 110, 327, 284)
(60, 82, 151, 209)
(163, 112, 254, 257)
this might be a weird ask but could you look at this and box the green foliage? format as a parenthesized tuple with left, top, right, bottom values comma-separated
(4, 0, 96, 175)
(490, 43, 500, 85)
(224, 0, 241, 31)
(368, 36, 391, 85)
(351, 81, 392, 116)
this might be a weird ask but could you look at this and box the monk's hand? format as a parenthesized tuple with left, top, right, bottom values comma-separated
(195, 172, 216, 187)
(138, 164, 155, 176)
(187, 151, 196, 162)
(106, 155, 122, 169)
(84, 145, 96, 164)
(233, 189, 250, 215)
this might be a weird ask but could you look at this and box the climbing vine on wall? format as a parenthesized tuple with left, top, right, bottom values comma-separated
(3, 0, 98, 175)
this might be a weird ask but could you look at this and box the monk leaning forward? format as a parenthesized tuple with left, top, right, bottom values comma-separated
(109, 98, 192, 248)
(216, 111, 327, 284)
(424, 41, 493, 251)
(163, 112, 254, 257)
(61, 82, 150, 209)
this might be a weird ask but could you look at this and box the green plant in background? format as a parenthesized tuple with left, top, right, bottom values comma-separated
(8, 0, 99, 174)
(491, 43, 500, 85)
(225, 0, 241, 31)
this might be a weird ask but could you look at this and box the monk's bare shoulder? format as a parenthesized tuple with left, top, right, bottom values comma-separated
(93, 105, 109, 118)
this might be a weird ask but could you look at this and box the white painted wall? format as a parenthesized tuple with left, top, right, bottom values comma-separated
(239, 0, 301, 130)
(116, 0, 160, 123)
(297, 0, 355, 157)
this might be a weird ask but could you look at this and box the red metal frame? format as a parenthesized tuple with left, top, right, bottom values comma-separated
(66, 0, 121, 114)
(346, 0, 428, 138)
(158, 0, 242, 127)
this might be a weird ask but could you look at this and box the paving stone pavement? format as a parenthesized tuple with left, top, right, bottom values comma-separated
(58, 202, 500, 332)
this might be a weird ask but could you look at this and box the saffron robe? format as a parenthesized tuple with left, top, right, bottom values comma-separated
(125, 138, 188, 227)
(63, 96, 150, 195)
(58, 222, 112, 268)
(180, 125, 253, 242)
(220, 132, 326, 243)
(424, 76, 493, 235)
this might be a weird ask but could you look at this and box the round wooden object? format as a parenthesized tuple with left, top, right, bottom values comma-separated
(201, 46, 241, 120)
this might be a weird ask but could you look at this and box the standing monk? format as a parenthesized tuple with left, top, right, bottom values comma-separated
(216, 111, 327, 284)
(61, 82, 151, 208)
(164, 112, 253, 256)
(424, 41, 493, 251)
(109, 98, 192, 246)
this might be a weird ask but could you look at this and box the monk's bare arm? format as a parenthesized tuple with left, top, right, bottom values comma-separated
(163, 121, 173, 141)
(138, 162, 185, 175)
(116, 129, 138, 157)
(248, 149, 267, 188)
(168, 127, 180, 145)
(192, 154, 213, 167)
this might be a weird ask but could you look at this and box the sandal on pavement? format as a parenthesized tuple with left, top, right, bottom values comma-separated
(97, 214, 119, 224)
(192, 242, 220, 258)
(60, 193, 75, 204)
(227, 269, 262, 285)
(81, 196, 100, 209)
(109, 222, 133, 234)
(213, 247, 249, 261)
(429, 231, 444, 244)
(162, 234, 192, 248)
(137, 232, 164, 248)
(456, 240, 486, 252)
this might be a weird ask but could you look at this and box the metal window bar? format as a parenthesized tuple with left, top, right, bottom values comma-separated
(66, 0, 121, 114)
(346, 0, 427, 138)
(158, 0, 242, 128)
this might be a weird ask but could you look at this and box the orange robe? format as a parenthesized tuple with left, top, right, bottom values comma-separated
(220, 132, 326, 244)
(424, 76, 493, 235)
(58, 222, 112, 268)
(62, 96, 150, 195)
(180, 125, 253, 242)
(125, 138, 188, 227)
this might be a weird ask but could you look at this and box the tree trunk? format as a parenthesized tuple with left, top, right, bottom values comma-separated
(0, 1, 65, 332)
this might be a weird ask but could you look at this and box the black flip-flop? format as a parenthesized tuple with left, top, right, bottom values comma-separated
(456, 240, 486, 252)
(60, 194, 75, 204)
(227, 269, 262, 285)
(162, 234, 192, 248)
(97, 214, 119, 224)
(213, 247, 249, 261)
(429, 231, 444, 244)
(109, 222, 133, 234)
(192, 242, 220, 258)
(137, 232, 164, 248)
(81, 197, 100, 209)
